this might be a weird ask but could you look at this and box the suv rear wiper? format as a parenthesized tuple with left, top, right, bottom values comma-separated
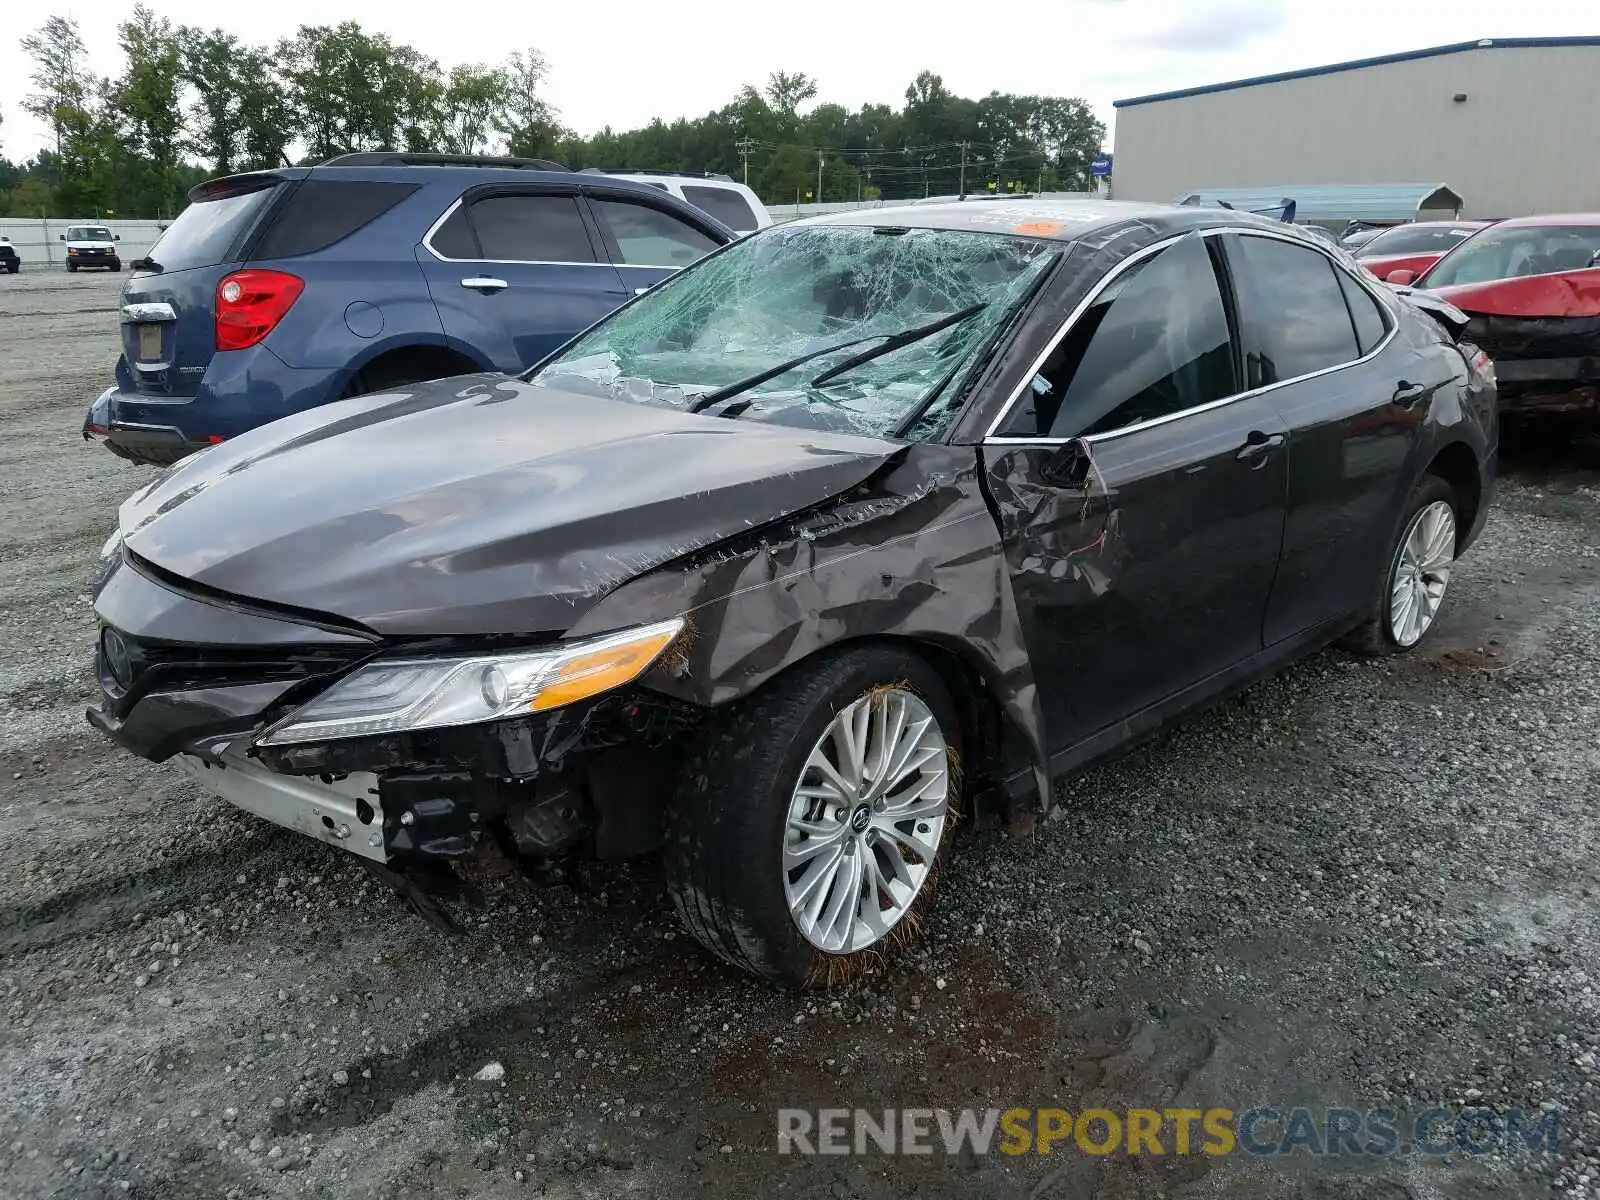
(685, 303, 987, 415)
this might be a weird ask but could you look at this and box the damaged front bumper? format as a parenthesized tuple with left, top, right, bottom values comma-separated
(1465, 314, 1600, 414)
(88, 551, 694, 881)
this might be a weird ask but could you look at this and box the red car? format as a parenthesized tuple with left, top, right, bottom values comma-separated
(1357, 220, 1492, 282)
(1403, 215, 1600, 414)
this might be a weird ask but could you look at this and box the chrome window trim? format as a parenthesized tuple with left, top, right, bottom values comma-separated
(421, 196, 613, 268)
(982, 224, 1400, 448)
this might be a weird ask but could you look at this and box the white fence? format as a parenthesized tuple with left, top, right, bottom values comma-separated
(0, 218, 168, 266)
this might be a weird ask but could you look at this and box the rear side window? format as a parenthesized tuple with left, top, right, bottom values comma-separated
(1233, 236, 1361, 385)
(466, 194, 597, 262)
(144, 184, 278, 272)
(683, 185, 758, 232)
(590, 199, 719, 267)
(1337, 270, 1390, 356)
(250, 181, 418, 259)
(1001, 234, 1238, 439)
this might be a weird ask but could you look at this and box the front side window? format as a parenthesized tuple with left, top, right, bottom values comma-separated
(1000, 234, 1238, 439)
(528, 224, 1058, 441)
(1234, 235, 1361, 385)
(467, 194, 597, 263)
(1422, 224, 1600, 287)
(591, 199, 720, 267)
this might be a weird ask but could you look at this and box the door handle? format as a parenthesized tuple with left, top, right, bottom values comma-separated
(1235, 430, 1285, 465)
(1390, 380, 1432, 410)
(460, 276, 507, 292)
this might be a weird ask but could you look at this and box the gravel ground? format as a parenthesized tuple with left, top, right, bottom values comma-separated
(2, 271, 1599, 1199)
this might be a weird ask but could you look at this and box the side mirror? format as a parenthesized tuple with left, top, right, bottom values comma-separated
(58, 234, 65, 241)
(1386, 268, 1416, 286)
(1588, 249, 1600, 269)
(114, 234, 122, 242)
(1040, 438, 1094, 489)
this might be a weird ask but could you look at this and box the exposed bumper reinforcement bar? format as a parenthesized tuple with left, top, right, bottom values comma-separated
(173, 747, 389, 862)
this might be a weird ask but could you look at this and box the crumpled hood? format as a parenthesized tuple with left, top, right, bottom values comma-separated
(1427, 268, 1600, 319)
(120, 374, 901, 636)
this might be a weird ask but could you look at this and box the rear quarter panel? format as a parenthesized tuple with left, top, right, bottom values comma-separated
(254, 184, 452, 371)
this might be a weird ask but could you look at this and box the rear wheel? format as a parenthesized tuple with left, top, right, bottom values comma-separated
(1344, 474, 1459, 655)
(665, 645, 961, 987)
(341, 356, 458, 399)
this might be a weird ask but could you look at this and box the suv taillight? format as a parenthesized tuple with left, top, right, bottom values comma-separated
(215, 269, 304, 351)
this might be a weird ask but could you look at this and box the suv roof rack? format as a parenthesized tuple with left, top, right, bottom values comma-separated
(319, 152, 569, 172)
(579, 168, 736, 182)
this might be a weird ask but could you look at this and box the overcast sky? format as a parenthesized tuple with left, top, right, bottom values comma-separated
(2, 0, 1594, 161)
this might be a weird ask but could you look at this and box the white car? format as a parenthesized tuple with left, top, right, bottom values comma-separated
(61, 222, 122, 272)
(580, 171, 771, 236)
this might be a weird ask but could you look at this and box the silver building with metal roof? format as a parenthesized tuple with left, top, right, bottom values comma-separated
(1110, 38, 1600, 219)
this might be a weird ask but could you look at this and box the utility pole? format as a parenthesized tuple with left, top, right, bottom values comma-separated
(816, 149, 825, 205)
(958, 140, 969, 196)
(735, 136, 753, 186)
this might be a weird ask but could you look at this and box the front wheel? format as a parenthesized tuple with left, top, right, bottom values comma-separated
(665, 645, 961, 987)
(109, 261, 121, 272)
(66, 263, 77, 273)
(1344, 474, 1459, 655)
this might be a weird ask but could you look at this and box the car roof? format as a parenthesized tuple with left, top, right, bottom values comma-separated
(790, 197, 1304, 243)
(1488, 213, 1600, 229)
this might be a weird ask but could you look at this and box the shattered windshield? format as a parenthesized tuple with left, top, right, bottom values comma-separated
(1424, 224, 1600, 287)
(527, 224, 1058, 440)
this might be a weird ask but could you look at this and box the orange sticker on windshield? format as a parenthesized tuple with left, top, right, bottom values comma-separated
(1013, 220, 1064, 236)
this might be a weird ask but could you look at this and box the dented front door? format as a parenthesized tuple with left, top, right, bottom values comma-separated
(981, 396, 1290, 756)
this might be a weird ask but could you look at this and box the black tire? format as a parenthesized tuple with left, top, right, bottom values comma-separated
(665, 643, 962, 988)
(67, 263, 77, 273)
(341, 361, 442, 399)
(1342, 474, 1459, 655)
(5, 263, 17, 274)
(110, 261, 121, 272)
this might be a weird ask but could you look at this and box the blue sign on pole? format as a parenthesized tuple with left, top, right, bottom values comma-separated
(1090, 155, 1113, 178)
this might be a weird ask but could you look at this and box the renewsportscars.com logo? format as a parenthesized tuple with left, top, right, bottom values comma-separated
(777, 1106, 1563, 1158)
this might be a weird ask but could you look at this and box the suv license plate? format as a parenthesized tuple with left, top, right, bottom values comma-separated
(138, 325, 162, 361)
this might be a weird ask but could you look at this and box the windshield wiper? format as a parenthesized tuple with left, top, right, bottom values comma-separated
(685, 303, 987, 415)
(686, 332, 894, 413)
(808, 302, 987, 389)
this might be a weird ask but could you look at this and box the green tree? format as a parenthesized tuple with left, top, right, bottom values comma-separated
(500, 48, 566, 159)
(113, 5, 186, 214)
(21, 15, 90, 178)
(181, 28, 247, 174)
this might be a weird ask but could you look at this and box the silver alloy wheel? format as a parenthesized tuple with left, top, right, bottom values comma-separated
(1388, 499, 1457, 647)
(782, 688, 950, 954)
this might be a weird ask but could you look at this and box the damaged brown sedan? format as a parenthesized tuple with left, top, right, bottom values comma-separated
(88, 199, 1498, 986)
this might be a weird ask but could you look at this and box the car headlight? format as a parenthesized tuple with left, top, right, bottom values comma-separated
(99, 528, 123, 560)
(256, 618, 685, 746)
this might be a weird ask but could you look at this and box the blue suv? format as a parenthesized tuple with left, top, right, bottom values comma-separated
(82, 153, 734, 465)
